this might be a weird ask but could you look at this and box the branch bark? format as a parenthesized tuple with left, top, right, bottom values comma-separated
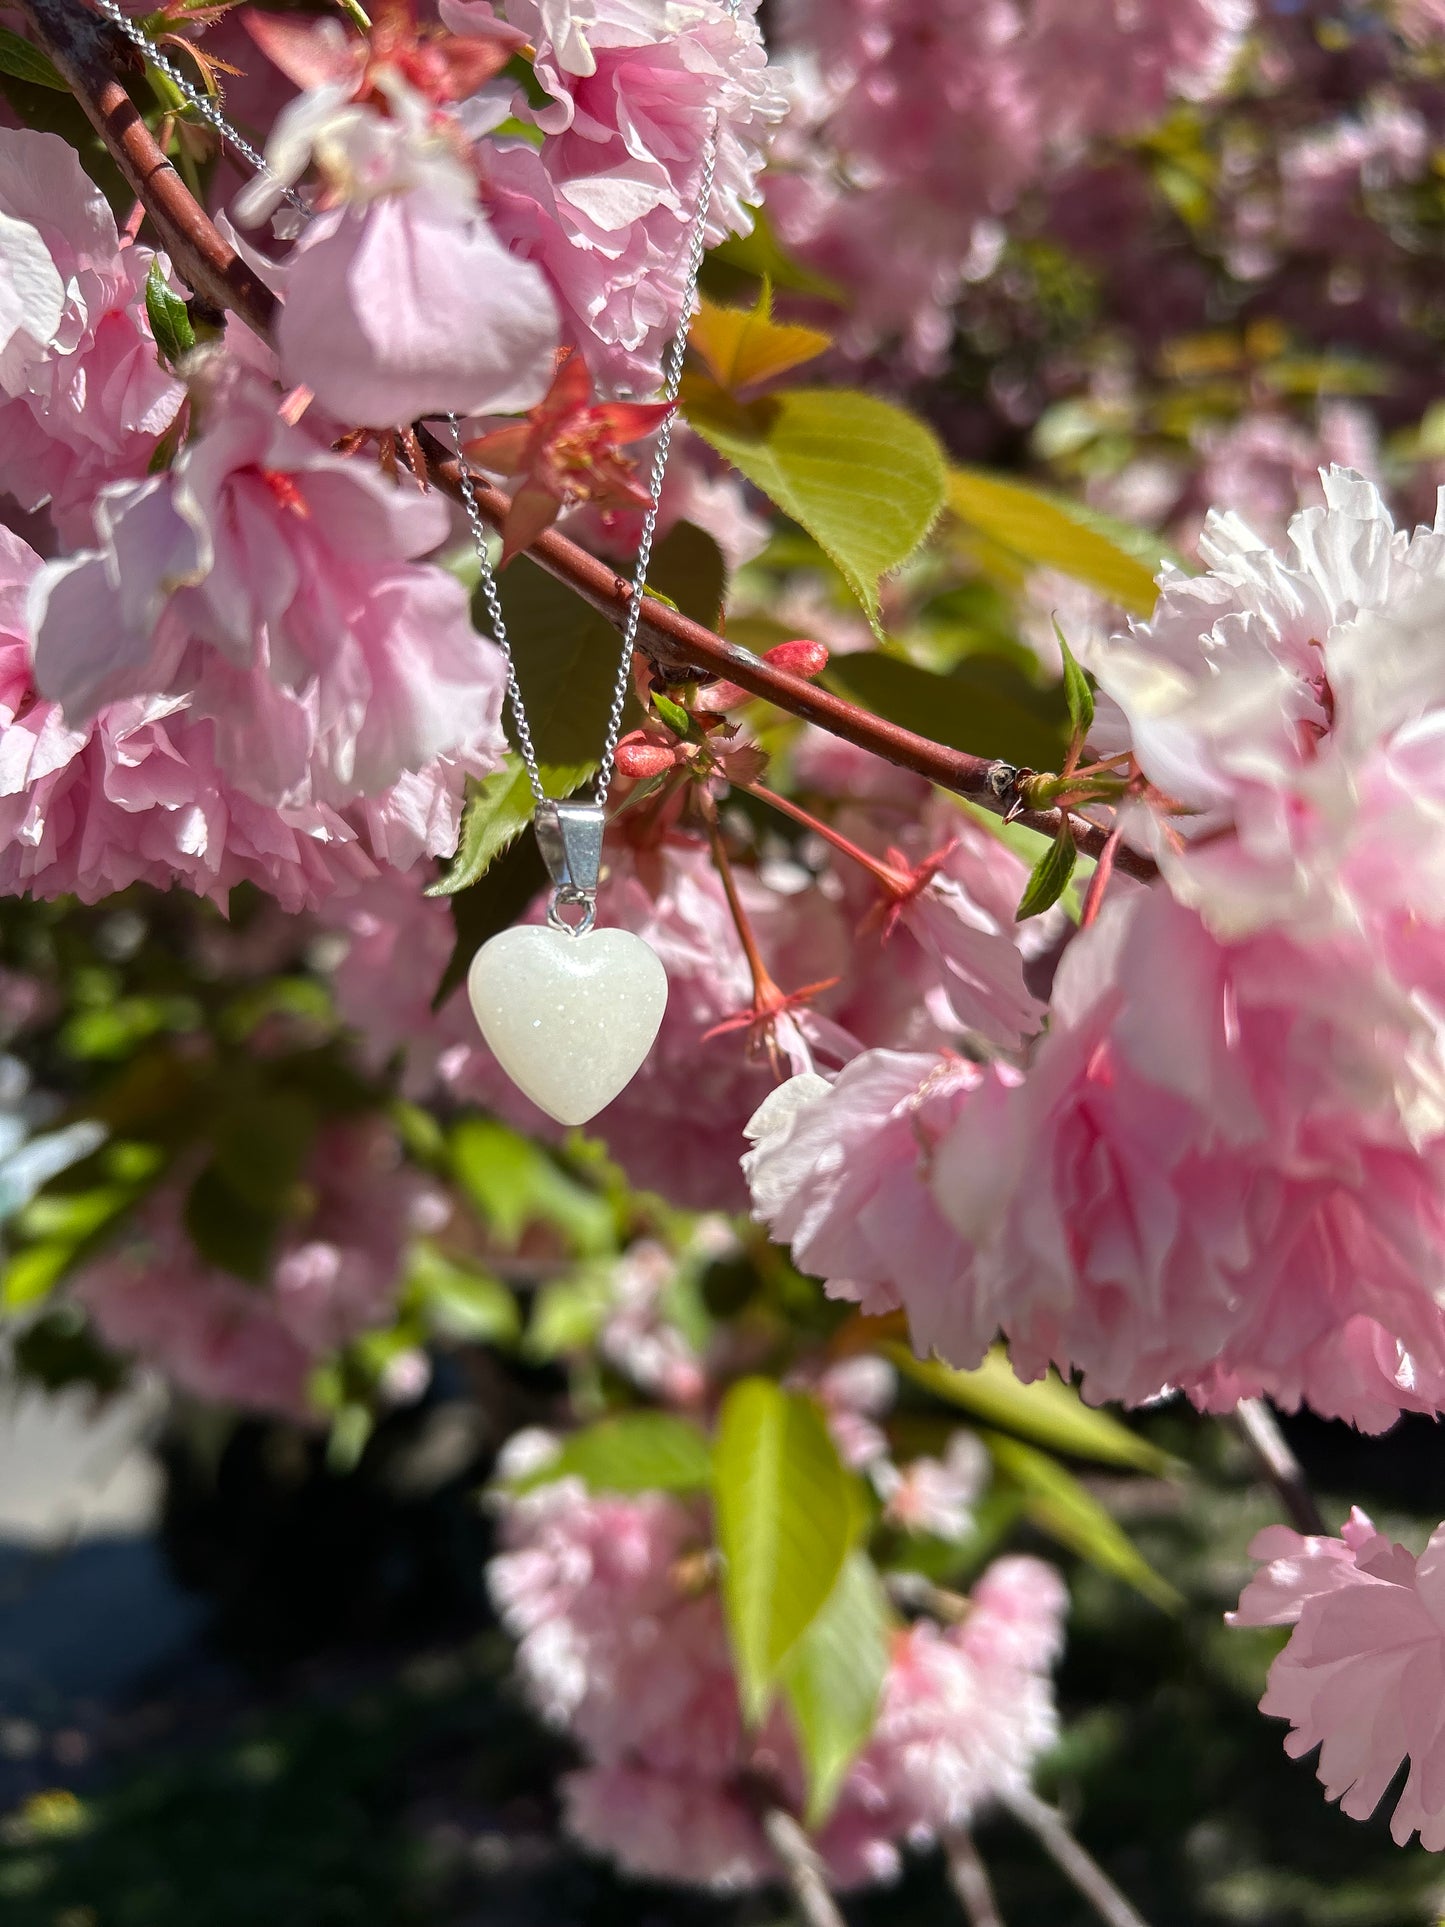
(1003, 1791, 1150, 1927)
(1234, 1396, 1327, 1538)
(15, 0, 1154, 876)
(761, 1806, 849, 1927)
(944, 1828, 1007, 1927)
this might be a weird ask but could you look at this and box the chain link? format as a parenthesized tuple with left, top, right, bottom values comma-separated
(89, 0, 744, 813)
(93, 0, 310, 215)
(459, 0, 746, 810)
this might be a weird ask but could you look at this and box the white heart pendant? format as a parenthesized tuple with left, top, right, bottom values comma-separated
(467, 924, 669, 1126)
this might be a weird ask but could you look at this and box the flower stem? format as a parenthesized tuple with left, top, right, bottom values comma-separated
(762, 1806, 848, 1927)
(698, 796, 778, 1007)
(741, 781, 908, 896)
(1235, 1397, 1326, 1537)
(1002, 1790, 1151, 1927)
(945, 1829, 1007, 1927)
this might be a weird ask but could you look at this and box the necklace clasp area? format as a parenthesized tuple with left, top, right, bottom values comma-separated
(537, 800, 605, 937)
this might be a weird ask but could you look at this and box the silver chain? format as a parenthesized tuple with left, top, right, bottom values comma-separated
(93, 0, 310, 215)
(93, 0, 742, 815)
(454, 0, 743, 810)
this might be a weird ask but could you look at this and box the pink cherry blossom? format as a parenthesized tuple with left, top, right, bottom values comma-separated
(769, 0, 1250, 367)
(859, 1556, 1067, 1837)
(234, 73, 560, 425)
(0, 523, 472, 909)
(1021, 0, 1252, 143)
(490, 1459, 1066, 1890)
(747, 886, 1445, 1431)
(597, 1236, 710, 1405)
(480, 0, 784, 389)
(1094, 469, 1445, 952)
(878, 1432, 989, 1542)
(30, 354, 508, 810)
(1231, 1508, 1445, 1850)
(73, 1118, 435, 1420)
(0, 127, 183, 545)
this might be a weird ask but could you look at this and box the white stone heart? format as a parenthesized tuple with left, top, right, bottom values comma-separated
(467, 924, 669, 1127)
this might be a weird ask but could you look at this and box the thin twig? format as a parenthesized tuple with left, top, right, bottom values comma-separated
(762, 1806, 849, 1927)
(1234, 1396, 1327, 1537)
(945, 1828, 1007, 1927)
(13, 0, 1157, 878)
(1003, 1790, 1150, 1927)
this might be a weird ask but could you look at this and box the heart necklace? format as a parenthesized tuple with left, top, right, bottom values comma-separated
(447, 3, 745, 1129)
(90, 0, 742, 1127)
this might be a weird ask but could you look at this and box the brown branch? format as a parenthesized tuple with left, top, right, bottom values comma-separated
(1002, 1791, 1150, 1927)
(17, 0, 278, 329)
(17, 0, 1155, 877)
(761, 1806, 849, 1927)
(1234, 1396, 1327, 1538)
(944, 1829, 1007, 1927)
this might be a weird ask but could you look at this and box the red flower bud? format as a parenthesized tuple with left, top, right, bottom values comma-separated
(764, 639, 829, 680)
(616, 740, 680, 779)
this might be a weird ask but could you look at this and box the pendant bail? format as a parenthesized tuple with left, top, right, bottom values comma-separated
(537, 802, 604, 936)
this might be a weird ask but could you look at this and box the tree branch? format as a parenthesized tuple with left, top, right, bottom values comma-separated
(944, 1828, 1007, 1927)
(1234, 1396, 1327, 1538)
(1002, 1790, 1150, 1927)
(16, 0, 1154, 876)
(761, 1807, 849, 1927)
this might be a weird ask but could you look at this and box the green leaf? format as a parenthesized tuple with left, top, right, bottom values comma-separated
(3, 1241, 72, 1308)
(183, 1163, 281, 1285)
(407, 1241, 520, 1345)
(427, 756, 543, 898)
(828, 651, 1069, 771)
(650, 692, 692, 736)
(524, 1262, 617, 1360)
(515, 1411, 714, 1495)
(781, 1551, 891, 1824)
(647, 520, 728, 630)
(450, 1117, 613, 1255)
(0, 26, 66, 89)
(210, 1091, 317, 1214)
(1016, 822, 1077, 921)
(984, 1433, 1182, 1612)
(684, 386, 946, 634)
(704, 206, 847, 303)
(491, 558, 634, 771)
(145, 258, 196, 368)
(888, 1345, 1175, 1476)
(713, 1378, 857, 1722)
(947, 469, 1161, 615)
(1055, 622, 1095, 738)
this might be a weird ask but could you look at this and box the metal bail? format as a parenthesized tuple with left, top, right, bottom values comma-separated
(535, 800, 606, 896)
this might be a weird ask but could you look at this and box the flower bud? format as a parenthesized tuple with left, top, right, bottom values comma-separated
(615, 739, 679, 779)
(764, 639, 830, 680)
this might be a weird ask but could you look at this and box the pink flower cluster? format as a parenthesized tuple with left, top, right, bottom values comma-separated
(768, 0, 1252, 364)
(72, 1117, 438, 1420)
(232, 0, 784, 418)
(0, 129, 183, 544)
(31, 352, 507, 811)
(0, 122, 512, 909)
(1233, 1509, 1445, 1850)
(747, 474, 1445, 1435)
(488, 1451, 1066, 1890)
